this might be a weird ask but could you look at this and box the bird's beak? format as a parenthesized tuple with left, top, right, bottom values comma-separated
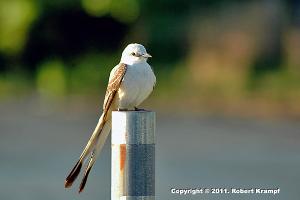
(142, 53, 152, 58)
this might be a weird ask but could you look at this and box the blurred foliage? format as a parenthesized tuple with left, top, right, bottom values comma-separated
(69, 52, 118, 94)
(0, 0, 299, 117)
(0, 0, 37, 55)
(82, 0, 139, 23)
(0, 70, 31, 98)
(36, 59, 67, 98)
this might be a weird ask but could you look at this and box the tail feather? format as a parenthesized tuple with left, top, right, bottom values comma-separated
(65, 160, 82, 188)
(64, 113, 107, 189)
(79, 159, 93, 193)
(78, 119, 112, 193)
(78, 114, 106, 162)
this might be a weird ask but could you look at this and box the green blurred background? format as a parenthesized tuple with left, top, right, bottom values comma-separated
(1, 1, 300, 200)
(0, 0, 300, 118)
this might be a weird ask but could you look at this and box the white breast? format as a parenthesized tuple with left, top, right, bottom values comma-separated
(117, 62, 156, 109)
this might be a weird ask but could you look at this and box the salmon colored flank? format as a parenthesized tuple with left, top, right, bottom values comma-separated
(120, 144, 126, 171)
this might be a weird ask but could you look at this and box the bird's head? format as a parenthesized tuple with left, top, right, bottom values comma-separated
(120, 43, 152, 65)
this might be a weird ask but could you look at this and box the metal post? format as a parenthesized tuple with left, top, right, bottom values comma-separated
(111, 111, 155, 200)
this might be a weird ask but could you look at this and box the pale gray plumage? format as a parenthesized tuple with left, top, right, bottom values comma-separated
(65, 43, 156, 193)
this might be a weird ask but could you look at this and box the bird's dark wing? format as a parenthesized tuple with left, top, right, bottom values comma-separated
(103, 63, 127, 116)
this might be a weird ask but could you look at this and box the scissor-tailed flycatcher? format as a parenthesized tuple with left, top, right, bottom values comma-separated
(64, 43, 156, 193)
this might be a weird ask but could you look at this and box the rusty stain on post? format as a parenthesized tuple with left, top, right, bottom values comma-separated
(111, 111, 155, 200)
(120, 144, 126, 171)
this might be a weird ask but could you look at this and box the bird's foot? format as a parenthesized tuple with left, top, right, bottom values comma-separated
(134, 107, 148, 111)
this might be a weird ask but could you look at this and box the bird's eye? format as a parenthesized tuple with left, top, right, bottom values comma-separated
(131, 52, 136, 56)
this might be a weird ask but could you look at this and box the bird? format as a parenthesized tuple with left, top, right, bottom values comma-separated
(64, 43, 156, 193)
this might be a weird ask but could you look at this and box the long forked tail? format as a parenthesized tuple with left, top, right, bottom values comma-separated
(79, 119, 111, 193)
(64, 113, 109, 189)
